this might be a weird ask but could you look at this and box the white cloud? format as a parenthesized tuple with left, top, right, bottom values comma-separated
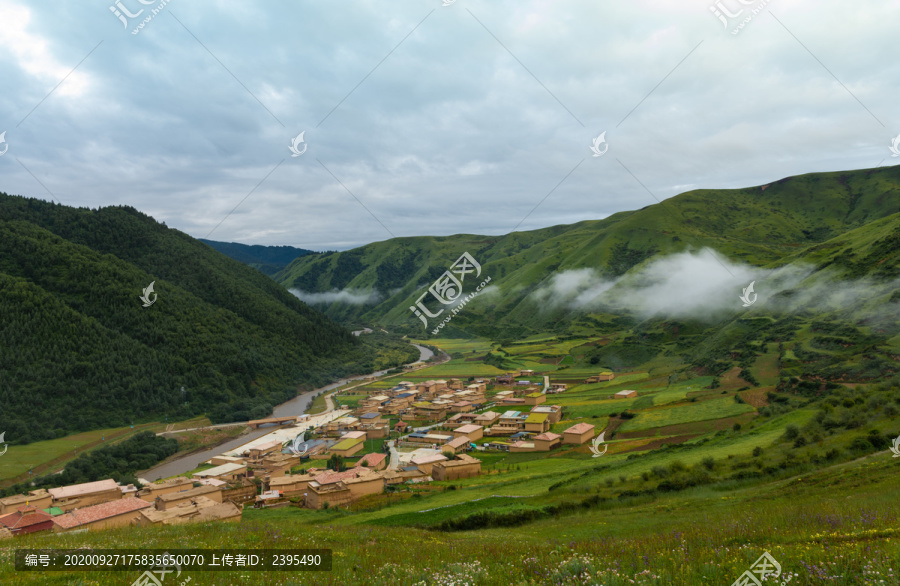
(289, 288, 381, 305)
(529, 248, 900, 322)
(0, 1, 90, 97)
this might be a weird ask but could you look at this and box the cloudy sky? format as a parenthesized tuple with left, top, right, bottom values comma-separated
(0, 0, 897, 250)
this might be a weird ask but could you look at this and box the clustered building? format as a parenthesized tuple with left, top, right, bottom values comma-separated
(1, 369, 611, 535)
(0, 476, 244, 538)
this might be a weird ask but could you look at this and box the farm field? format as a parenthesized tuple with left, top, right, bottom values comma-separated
(617, 396, 757, 432)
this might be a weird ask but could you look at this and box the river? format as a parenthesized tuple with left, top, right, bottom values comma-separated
(139, 343, 434, 481)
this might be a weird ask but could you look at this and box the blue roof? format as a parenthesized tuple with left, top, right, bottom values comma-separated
(360, 413, 379, 419)
(396, 392, 414, 398)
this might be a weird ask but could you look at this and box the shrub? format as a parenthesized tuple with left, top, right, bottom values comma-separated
(752, 446, 763, 457)
(793, 436, 807, 448)
(850, 437, 871, 452)
(784, 425, 800, 440)
(734, 393, 746, 404)
(733, 423, 742, 432)
(701, 457, 715, 471)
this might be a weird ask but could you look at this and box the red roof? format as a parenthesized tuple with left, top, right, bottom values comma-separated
(357, 453, 386, 467)
(395, 421, 408, 428)
(533, 432, 561, 441)
(0, 506, 55, 531)
(52, 498, 151, 529)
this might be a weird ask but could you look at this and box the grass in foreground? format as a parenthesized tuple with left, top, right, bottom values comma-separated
(2, 450, 898, 585)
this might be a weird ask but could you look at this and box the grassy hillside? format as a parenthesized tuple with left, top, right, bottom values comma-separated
(199, 238, 318, 276)
(0, 194, 415, 444)
(276, 165, 900, 338)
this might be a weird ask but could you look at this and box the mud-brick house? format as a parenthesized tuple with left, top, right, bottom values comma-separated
(155, 485, 223, 511)
(51, 498, 151, 532)
(530, 404, 563, 424)
(431, 454, 481, 481)
(532, 432, 562, 451)
(451, 424, 484, 442)
(0, 490, 52, 515)
(48, 479, 122, 512)
(524, 392, 546, 406)
(523, 412, 550, 434)
(563, 423, 595, 445)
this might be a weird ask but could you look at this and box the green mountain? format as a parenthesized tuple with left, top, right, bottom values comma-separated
(277, 165, 900, 338)
(0, 194, 412, 444)
(199, 239, 318, 276)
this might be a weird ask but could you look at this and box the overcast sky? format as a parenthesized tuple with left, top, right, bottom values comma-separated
(0, 0, 897, 250)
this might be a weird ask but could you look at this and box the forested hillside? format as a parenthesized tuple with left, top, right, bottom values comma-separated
(0, 194, 413, 444)
(199, 239, 317, 276)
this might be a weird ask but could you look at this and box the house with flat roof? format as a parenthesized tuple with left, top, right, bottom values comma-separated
(343, 472, 385, 500)
(498, 411, 528, 428)
(563, 423, 595, 445)
(138, 496, 241, 526)
(449, 401, 474, 413)
(509, 441, 537, 453)
(486, 424, 520, 436)
(0, 490, 51, 515)
(523, 412, 550, 433)
(305, 467, 380, 509)
(524, 392, 546, 406)
(615, 390, 637, 399)
(266, 474, 316, 497)
(410, 454, 448, 475)
(248, 440, 283, 460)
(193, 463, 247, 482)
(499, 396, 526, 405)
(530, 404, 563, 423)
(407, 432, 453, 445)
(48, 479, 122, 512)
(52, 498, 151, 532)
(328, 436, 365, 458)
(137, 476, 194, 503)
(431, 454, 481, 481)
(156, 485, 223, 511)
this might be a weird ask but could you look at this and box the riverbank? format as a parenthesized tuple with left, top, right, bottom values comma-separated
(138, 342, 436, 481)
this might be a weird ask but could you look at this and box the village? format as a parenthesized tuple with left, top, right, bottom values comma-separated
(0, 370, 634, 538)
